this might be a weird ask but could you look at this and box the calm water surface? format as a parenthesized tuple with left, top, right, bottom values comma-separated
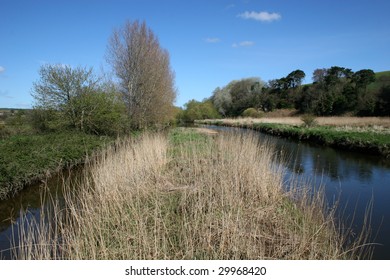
(0, 170, 81, 259)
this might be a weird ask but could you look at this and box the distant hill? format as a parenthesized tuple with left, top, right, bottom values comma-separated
(368, 71, 390, 91)
(375, 70, 390, 78)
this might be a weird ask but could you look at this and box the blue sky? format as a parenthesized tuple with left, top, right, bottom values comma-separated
(1, 0, 390, 108)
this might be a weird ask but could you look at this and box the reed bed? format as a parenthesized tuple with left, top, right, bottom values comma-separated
(11, 129, 370, 259)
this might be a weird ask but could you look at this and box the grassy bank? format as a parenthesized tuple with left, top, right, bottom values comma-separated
(0, 131, 112, 200)
(11, 128, 369, 259)
(197, 119, 390, 157)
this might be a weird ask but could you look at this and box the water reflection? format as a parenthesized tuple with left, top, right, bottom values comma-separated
(0, 169, 83, 259)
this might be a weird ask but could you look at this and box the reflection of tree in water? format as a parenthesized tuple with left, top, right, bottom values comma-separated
(272, 136, 382, 184)
(0, 168, 83, 259)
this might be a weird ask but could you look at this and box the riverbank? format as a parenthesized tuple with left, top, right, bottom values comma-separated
(10, 128, 369, 259)
(196, 118, 390, 157)
(0, 131, 113, 200)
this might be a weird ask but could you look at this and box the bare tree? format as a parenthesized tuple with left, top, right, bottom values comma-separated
(107, 20, 177, 128)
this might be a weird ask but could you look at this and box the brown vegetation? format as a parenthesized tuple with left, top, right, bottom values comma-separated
(107, 20, 177, 129)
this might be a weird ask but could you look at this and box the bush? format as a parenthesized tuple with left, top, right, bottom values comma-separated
(69, 90, 128, 136)
(30, 107, 68, 132)
(181, 99, 221, 123)
(242, 108, 263, 118)
(301, 114, 318, 127)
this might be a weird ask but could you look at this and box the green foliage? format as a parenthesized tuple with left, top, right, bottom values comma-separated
(0, 123, 11, 139)
(31, 64, 128, 136)
(0, 131, 112, 200)
(68, 90, 128, 136)
(376, 85, 390, 116)
(242, 108, 263, 118)
(294, 67, 387, 116)
(180, 99, 220, 123)
(30, 107, 68, 132)
(0, 109, 35, 136)
(211, 78, 265, 117)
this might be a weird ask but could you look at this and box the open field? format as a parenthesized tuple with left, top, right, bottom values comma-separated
(10, 128, 370, 259)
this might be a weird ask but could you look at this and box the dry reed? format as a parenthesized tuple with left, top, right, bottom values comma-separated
(11, 130, 370, 259)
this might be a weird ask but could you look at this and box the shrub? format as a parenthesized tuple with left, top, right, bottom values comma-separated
(242, 108, 263, 118)
(30, 107, 67, 132)
(69, 90, 129, 136)
(301, 114, 318, 127)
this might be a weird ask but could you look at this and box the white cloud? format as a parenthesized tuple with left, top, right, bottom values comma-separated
(238, 11, 281, 22)
(232, 41, 255, 48)
(0, 66, 5, 73)
(204, 37, 221, 43)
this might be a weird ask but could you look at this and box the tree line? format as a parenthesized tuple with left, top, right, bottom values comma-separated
(31, 20, 177, 136)
(180, 67, 390, 122)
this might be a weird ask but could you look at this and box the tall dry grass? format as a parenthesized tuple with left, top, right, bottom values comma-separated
(11, 130, 370, 259)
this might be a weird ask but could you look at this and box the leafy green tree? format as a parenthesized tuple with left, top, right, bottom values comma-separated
(68, 88, 128, 136)
(353, 69, 376, 91)
(211, 78, 265, 117)
(353, 69, 376, 115)
(266, 70, 306, 110)
(211, 81, 235, 116)
(32, 64, 127, 135)
(229, 78, 264, 116)
(375, 85, 390, 116)
(32, 64, 98, 129)
(286, 69, 306, 88)
(181, 99, 220, 123)
(312, 68, 327, 84)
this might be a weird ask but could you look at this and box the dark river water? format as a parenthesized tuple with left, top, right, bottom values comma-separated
(0, 169, 81, 259)
(1, 126, 389, 259)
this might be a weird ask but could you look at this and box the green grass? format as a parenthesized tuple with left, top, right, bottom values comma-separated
(0, 131, 112, 200)
(374, 70, 390, 79)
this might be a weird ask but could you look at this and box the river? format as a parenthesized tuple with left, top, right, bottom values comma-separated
(1, 127, 389, 259)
